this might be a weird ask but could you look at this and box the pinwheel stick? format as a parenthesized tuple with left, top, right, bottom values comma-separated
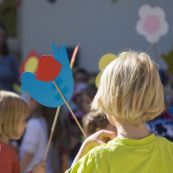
(70, 43, 79, 68)
(43, 44, 82, 161)
(43, 107, 60, 161)
(52, 81, 87, 138)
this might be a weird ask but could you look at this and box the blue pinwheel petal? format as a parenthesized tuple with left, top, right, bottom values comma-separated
(21, 44, 74, 108)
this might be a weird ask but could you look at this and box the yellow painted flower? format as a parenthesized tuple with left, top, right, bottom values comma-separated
(95, 53, 117, 88)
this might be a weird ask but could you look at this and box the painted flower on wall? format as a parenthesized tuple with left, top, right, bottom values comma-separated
(136, 5, 169, 43)
(95, 53, 117, 88)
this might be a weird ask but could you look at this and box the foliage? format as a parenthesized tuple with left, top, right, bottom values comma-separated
(0, 0, 17, 36)
(162, 46, 173, 74)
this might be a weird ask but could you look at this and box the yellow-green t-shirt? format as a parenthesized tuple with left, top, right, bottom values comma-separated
(66, 134, 173, 173)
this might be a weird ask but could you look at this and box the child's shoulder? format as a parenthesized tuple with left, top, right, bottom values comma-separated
(0, 142, 17, 156)
(90, 136, 173, 156)
(27, 117, 45, 127)
(156, 136, 173, 148)
(89, 139, 120, 157)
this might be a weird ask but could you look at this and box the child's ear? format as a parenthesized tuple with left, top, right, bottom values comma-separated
(106, 115, 116, 127)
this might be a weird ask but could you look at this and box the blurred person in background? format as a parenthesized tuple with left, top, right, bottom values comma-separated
(0, 22, 19, 91)
(147, 70, 173, 142)
(20, 97, 57, 173)
(82, 111, 116, 137)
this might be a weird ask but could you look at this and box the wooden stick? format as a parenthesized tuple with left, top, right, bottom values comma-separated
(146, 43, 155, 52)
(43, 107, 61, 161)
(52, 81, 87, 138)
(43, 45, 81, 160)
(70, 43, 80, 68)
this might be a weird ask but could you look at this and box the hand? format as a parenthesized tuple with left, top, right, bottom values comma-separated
(72, 130, 116, 165)
(32, 162, 46, 173)
(83, 129, 116, 147)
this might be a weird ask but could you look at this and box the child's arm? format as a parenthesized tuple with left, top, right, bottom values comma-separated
(32, 162, 46, 173)
(28, 162, 46, 173)
(20, 151, 34, 173)
(72, 130, 116, 165)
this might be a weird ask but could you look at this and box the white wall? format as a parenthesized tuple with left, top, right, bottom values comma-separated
(20, 0, 173, 72)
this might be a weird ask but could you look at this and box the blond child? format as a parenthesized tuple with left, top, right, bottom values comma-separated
(0, 91, 45, 173)
(66, 51, 173, 173)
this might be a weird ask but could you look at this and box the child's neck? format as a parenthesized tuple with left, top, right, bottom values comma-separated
(115, 121, 150, 139)
(0, 135, 9, 144)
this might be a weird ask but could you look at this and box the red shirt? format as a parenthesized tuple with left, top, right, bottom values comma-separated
(0, 142, 20, 173)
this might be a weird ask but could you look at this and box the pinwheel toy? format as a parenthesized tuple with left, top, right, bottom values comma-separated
(21, 43, 85, 160)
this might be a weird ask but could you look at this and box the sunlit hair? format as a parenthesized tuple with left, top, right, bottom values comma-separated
(92, 51, 165, 126)
(0, 91, 29, 138)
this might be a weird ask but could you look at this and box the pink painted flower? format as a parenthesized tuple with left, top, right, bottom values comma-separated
(136, 5, 168, 43)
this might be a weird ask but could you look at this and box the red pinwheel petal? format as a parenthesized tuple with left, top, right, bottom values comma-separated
(36, 55, 62, 82)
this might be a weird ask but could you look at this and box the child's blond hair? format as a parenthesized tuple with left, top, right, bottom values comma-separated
(0, 91, 29, 138)
(92, 51, 165, 126)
